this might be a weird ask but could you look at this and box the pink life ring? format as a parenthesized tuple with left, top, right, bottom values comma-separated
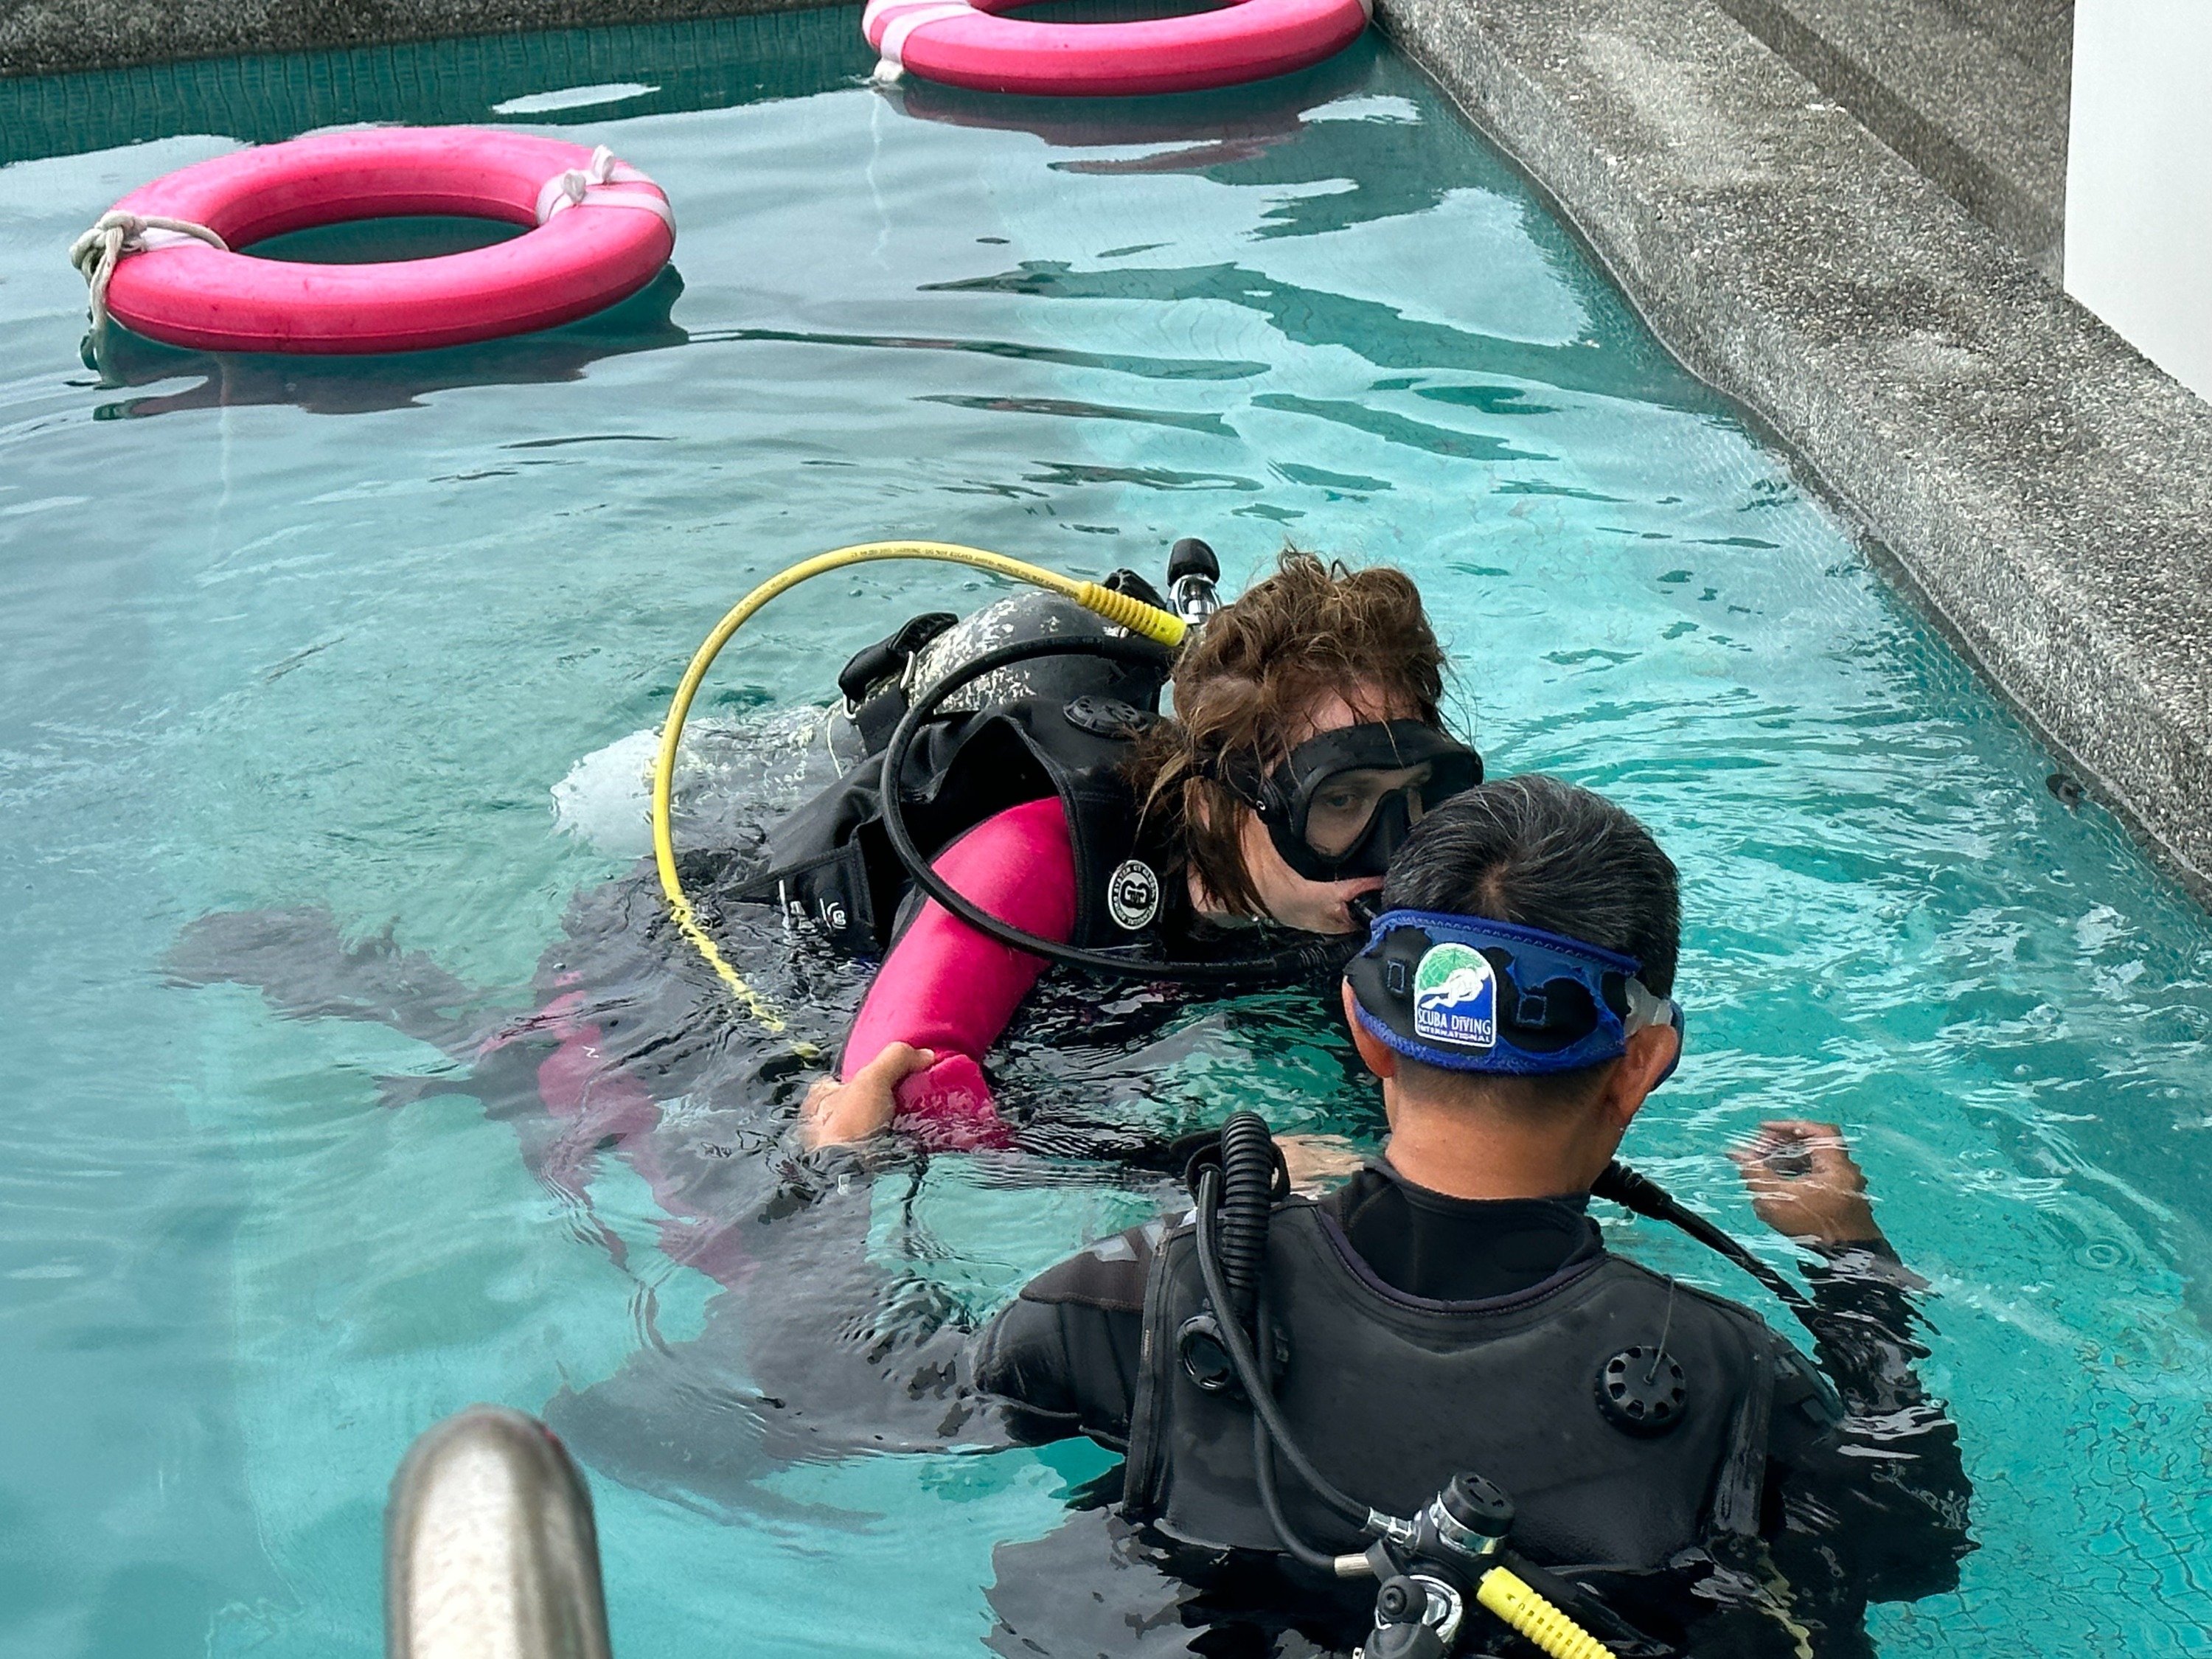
(863, 0, 1370, 97)
(86, 128, 675, 355)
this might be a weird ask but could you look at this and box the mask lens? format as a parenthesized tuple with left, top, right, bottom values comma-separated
(1302, 763, 1433, 859)
(1418, 748, 1483, 810)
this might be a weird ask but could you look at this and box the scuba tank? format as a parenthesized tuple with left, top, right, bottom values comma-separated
(827, 576, 1171, 763)
(726, 557, 1193, 958)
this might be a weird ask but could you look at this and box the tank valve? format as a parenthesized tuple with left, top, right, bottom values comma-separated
(1168, 537, 1222, 632)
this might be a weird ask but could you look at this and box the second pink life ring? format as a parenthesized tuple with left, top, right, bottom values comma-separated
(72, 128, 675, 355)
(862, 0, 1371, 97)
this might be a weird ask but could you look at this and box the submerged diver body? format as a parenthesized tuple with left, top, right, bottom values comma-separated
(744, 777, 1970, 1656)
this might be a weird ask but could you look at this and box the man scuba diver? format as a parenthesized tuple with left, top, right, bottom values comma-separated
(776, 776, 1970, 1657)
(757, 543, 1482, 1152)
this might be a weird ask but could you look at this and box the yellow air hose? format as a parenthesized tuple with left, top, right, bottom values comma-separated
(651, 540, 1186, 1030)
(1475, 1565, 1610, 1659)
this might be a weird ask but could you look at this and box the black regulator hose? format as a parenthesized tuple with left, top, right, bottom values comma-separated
(1252, 1357, 1345, 1573)
(1192, 1164, 1374, 1531)
(877, 634, 1362, 985)
(1594, 1161, 1823, 1336)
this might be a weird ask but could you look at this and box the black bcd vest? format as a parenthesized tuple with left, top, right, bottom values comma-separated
(1122, 1201, 1784, 1571)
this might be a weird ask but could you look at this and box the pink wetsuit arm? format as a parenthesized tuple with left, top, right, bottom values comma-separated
(840, 796, 1079, 1148)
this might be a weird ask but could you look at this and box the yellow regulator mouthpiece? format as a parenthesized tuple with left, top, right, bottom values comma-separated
(1475, 1565, 1610, 1659)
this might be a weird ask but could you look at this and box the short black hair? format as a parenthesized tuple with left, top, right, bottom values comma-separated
(1380, 776, 1680, 995)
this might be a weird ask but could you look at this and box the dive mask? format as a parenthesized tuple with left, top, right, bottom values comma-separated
(1346, 909, 1683, 1079)
(1213, 720, 1483, 883)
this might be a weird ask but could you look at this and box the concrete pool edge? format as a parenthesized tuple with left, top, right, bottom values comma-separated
(1377, 0, 2212, 905)
(0, 0, 848, 77)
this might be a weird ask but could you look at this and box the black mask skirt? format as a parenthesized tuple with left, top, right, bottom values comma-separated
(1211, 720, 1481, 882)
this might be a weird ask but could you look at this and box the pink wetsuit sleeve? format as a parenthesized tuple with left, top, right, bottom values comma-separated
(841, 796, 1078, 1150)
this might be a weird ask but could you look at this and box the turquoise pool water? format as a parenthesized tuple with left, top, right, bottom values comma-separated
(4, 12, 2211, 1655)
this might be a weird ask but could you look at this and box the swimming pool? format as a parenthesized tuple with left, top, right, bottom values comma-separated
(3, 10, 2210, 1655)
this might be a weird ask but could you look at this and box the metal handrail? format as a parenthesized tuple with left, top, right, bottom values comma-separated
(385, 1405, 613, 1659)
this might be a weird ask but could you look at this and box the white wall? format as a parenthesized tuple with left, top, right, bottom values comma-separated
(2067, 0, 2212, 401)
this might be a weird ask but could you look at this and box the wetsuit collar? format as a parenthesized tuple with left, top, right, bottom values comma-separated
(1321, 1159, 1601, 1307)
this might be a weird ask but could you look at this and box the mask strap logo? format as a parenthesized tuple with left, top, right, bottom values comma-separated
(1409, 942, 1496, 1051)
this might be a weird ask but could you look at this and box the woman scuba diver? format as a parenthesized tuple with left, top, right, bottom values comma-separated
(769, 543, 1484, 1151)
(158, 539, 1485, 1518)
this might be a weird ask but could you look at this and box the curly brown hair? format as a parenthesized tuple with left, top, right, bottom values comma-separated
(1131, 549, 1450, 919)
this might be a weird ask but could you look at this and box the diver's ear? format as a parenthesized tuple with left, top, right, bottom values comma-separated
(1600, 1023, 1680, 1130)
(1342, 978, 1399, 1080)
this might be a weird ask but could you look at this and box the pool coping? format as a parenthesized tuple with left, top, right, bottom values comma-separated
(1375, 0, 2212, 906)
(0, 0, 844, 77)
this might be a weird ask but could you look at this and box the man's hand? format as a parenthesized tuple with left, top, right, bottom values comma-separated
(801, 1043, 936, 1149)
(1728, 1119, 1888, 1251)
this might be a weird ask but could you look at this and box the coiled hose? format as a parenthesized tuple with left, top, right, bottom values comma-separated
(1213, 1110, 1281, 1333)
(1192, 1164, 1371, 1532)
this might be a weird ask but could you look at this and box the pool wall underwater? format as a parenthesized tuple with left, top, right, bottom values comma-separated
(11, 0, 2205, 904)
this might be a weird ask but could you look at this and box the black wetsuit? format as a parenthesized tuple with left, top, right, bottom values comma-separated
(975, 1170, 1614, 1450)
(709, 1155, 1969, 1659)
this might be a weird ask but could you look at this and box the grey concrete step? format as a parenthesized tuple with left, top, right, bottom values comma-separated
(1708, 0, 2072, 279)
(1381, 0, 2212, 900)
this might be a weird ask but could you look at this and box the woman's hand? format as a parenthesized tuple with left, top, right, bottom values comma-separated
(1728, 1119, 1888, 1251)
(801, 1043, 936, 1149)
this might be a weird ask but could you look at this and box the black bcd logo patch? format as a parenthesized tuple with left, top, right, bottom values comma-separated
(1106, 858, 1161, 931)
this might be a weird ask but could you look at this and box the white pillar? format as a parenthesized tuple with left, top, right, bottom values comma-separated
(2066, 0, 2212, 402)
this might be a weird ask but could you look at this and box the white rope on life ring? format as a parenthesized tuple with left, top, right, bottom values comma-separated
(69, 211, 229, 335)
(866, 0, 977, 82)
(533, 145, 677, 230)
